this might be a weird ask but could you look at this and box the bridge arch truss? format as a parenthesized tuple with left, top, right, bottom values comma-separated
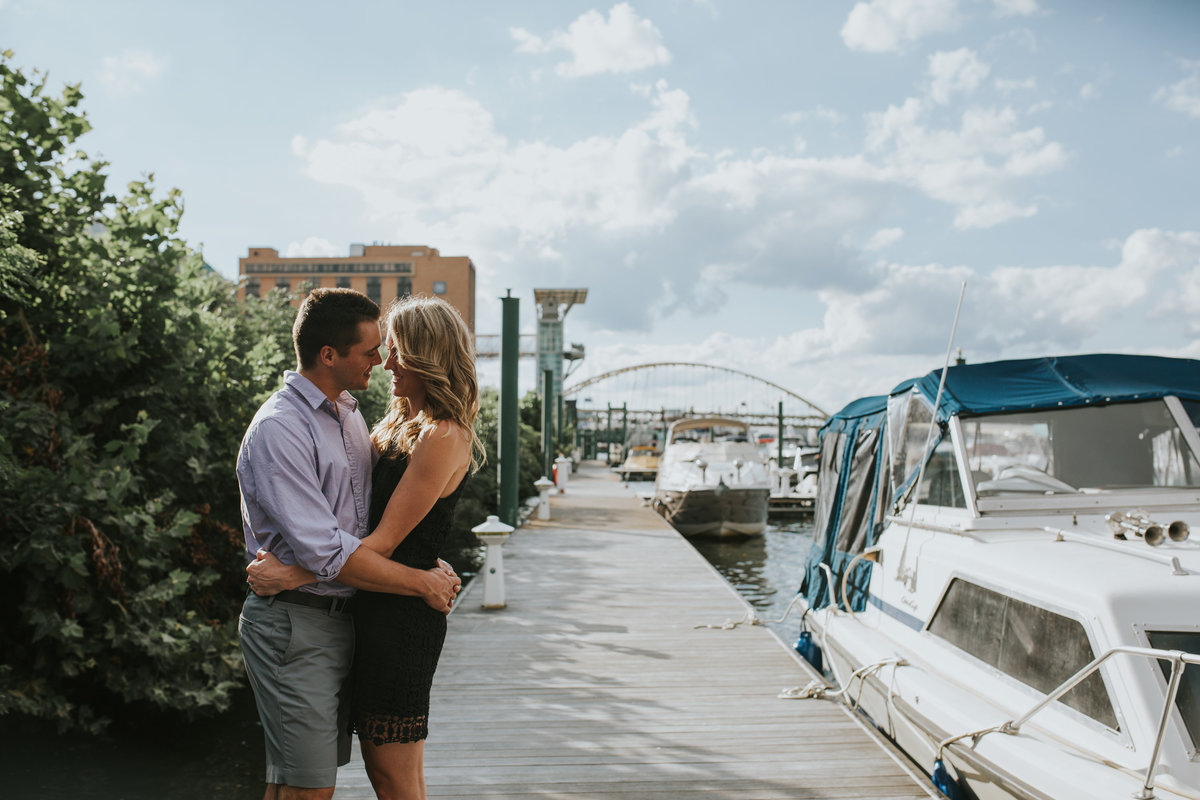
(563, 362, 829, 433)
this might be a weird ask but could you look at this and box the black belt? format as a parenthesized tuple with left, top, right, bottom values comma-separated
(272, 589, 354, 614)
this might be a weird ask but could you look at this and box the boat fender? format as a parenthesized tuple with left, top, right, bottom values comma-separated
(794, 630, 824, 673)
(931, 759, 964, 800)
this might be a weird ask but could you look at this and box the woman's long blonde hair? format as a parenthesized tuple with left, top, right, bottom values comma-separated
(371, 295, 485, 473)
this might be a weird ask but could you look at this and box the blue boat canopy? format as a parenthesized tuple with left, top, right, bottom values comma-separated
(908, 354, 1200, 421)
(800, 353, 1200, 612)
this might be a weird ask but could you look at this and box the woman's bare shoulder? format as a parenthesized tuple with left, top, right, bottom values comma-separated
(416, 418, 470, 444)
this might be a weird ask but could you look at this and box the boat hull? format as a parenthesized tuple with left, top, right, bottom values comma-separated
(652, 487, 769, 537)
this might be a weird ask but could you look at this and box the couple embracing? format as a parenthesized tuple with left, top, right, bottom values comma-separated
(237, 288, 483, 800)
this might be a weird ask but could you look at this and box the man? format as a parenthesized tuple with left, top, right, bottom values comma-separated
(237, 288, 460, 800)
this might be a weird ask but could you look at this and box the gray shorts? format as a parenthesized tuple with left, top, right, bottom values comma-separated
(238, 592, 355, 788)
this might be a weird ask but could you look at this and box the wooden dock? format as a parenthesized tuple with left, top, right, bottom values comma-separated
(335, 462, 936, 799)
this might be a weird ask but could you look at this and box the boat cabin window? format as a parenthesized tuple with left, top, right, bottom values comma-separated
(928, 579, 1118, 729)
(1146, 631, 1200, 751)
(917, 439, 967, 508)
(962, 400, 1200, 496)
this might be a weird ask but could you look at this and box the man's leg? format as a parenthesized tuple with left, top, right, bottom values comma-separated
(239, 594, 354, 796)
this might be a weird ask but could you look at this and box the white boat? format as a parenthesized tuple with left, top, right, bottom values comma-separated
(795, 354, 1200, 800)
(615, 443, 661, 481)
(652, 416, 770, 537)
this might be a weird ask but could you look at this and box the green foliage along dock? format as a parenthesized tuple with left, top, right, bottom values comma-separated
(337, 462, 936, 799)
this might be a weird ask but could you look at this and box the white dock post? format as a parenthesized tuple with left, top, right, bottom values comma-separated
(534, 476, 555, 520)
(554, 454, 571, 493)
(471, 515, 514, 610)
(778, 467, 796, 496)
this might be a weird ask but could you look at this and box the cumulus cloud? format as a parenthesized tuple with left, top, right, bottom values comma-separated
(864, 227, 904, 250)
(291, 81, 899, 328)
(865, 98, 1067, 228)
(995, 76, 1037, 94)
(841, 0, 959, 54)
(783, 106, 848, 126)
(291, 71, 1068, 328)
(821, 228, 1200, 357)
(993, 0, 1038, 16)
(511, 3, 671, 77)
(928, 48, 990, 104)
(565, 227, 1200, 411)
(284, 237, 342, 257)
(1155, 61, 1200, 118)
(97, 48, 166, 95)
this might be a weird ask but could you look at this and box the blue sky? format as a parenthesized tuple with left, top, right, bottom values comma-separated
(6, 0, 1200, 413)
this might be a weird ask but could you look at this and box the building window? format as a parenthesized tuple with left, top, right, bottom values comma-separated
(245, 278, 260, 298)
(337, 277, 351, 289)
(366, 276, 381, 306)
(432, 280, 447, 295)
(397, 277, 412, 298)
(275, 278, 291, 293)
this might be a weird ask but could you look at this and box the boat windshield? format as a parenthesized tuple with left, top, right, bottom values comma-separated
(961, 399, 1200, 496)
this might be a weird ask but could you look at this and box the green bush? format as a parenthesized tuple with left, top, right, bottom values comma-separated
(0, 52, 296, 732)
(0, 52, 543, 733)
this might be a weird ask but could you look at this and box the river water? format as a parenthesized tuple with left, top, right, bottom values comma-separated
(6, 513, 813, 799)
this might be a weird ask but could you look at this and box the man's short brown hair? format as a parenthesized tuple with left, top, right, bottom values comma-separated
(292, 288, 381, 368)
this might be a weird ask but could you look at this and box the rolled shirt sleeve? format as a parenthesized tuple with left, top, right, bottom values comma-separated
(237, 372, 374, 595)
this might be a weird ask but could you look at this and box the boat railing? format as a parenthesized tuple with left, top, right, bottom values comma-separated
(951, 645, 1199, 800)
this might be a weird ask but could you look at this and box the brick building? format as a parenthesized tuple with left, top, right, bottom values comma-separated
(238, 244, 475, 332)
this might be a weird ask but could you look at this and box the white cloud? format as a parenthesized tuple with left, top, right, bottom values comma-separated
(97, 48, 166, 95)
(1079, 82, 1100, 101)
(864, 227, 904, 250)
(783, 106, 847, 126)
(995, 76, 1037, 94)
(291, 72, 1070, 327)
(865, 100, 1067, 228)
(928, 48, 990, 105)
(993, 0, 1038, 17)
(510, 3, 671, 77)
(284, 237, 342, 257)
(563, 228, 1200, 412)
(776, 228, 1200, 363)
(1155, 62, 1200, 119)
(841, 0, 959, 54)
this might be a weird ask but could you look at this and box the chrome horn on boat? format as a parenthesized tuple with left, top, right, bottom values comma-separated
(1106, 509, 1189, 546)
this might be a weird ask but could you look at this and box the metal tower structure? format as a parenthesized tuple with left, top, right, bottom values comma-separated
(533, 288, 587, 400)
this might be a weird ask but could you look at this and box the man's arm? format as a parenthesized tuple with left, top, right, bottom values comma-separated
(246, 549, 461, 612)
(246, 417, 363, 580)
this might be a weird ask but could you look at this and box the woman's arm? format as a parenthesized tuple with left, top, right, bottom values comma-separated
(363, 421, 469, 558)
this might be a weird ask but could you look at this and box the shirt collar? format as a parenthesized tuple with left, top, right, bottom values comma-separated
(284, 370, 360, 414)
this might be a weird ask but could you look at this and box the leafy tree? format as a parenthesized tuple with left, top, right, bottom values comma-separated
(0, 52, 295, 732)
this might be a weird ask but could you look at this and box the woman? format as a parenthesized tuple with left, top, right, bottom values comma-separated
(252, 295, 483, 800)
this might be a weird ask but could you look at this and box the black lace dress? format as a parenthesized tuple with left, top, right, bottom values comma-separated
(351, 451, 467, 745)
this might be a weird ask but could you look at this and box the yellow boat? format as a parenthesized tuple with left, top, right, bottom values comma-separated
(615, 444, 660, 481)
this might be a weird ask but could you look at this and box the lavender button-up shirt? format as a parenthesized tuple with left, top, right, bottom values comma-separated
(237, 371, 377, 597)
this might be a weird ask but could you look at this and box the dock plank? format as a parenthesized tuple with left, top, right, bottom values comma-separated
(334, 463, 935, 799)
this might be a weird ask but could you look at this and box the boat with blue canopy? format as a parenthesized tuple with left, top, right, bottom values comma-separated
(795, 354, 1200, 800)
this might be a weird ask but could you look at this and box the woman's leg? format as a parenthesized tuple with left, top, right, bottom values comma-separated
(361, 737, 426, 800)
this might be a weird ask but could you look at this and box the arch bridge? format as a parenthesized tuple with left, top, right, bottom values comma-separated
(563, 362, 829, 448)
